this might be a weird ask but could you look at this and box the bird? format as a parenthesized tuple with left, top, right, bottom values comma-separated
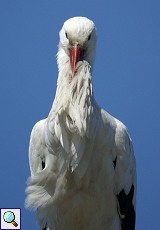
(25, 16, 136, 230)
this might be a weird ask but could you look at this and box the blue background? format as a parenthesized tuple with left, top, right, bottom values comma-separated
(0, 0, 160, 229)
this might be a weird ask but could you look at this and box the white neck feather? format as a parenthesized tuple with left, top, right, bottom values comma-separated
(49, 48, 95, 137)
(46, 48, 97, 175)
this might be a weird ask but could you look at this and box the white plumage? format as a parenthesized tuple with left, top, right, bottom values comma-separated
(25, 17, 136, 230)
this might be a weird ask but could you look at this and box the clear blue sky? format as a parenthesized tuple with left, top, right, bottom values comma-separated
(0, 0, 160, 229)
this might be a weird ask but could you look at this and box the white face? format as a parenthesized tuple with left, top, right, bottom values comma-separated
(59, 17, 96, 67)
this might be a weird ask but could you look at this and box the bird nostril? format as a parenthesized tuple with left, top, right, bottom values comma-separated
(42, 160, 45, 170)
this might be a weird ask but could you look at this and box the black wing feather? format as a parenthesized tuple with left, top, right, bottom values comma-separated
(117, 184, 136, 230)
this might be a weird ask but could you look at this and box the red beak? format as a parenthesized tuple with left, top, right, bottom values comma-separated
(69, 45, 84, 77)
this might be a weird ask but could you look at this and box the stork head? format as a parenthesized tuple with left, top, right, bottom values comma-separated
(58, 17, 96, 77)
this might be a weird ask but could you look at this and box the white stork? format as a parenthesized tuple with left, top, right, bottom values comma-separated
(25, 17, 136, 230)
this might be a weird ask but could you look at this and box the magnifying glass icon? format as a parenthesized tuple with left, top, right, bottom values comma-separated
(3, 211, 18, 227)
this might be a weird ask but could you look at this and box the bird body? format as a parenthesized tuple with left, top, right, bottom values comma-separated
(26, 17, 136, 230)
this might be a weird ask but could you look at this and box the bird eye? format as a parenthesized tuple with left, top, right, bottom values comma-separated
(65, 32, 68, 38)
(88, 34, 91, 40)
